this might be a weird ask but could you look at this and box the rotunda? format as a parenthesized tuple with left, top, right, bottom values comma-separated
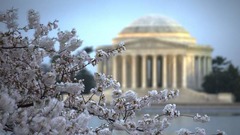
(114, 15, 196, 44)
(98, 15, 213, 92)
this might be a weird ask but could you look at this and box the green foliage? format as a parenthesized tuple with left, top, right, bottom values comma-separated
(51, 55, 60, 63)
(74, 69, 96, 94)
(202, 56, 240, 101)
(40, 63, 51, 73)
(212, 56, 230, 72)
(50, 46, 96, 94)
(83, 46, 93, 54)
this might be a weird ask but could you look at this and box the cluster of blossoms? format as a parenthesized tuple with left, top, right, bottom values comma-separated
(0, 9, 225, 135)
(193, 113, 210, 123)
(177, 128, 226, 135)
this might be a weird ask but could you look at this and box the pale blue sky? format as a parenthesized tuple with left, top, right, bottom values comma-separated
(1, 0, 240, 71)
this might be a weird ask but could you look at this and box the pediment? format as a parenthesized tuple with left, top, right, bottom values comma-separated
(124, 38, 188, 49)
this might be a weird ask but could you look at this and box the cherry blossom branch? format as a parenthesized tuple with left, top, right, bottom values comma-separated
(0, 46, 28, 49)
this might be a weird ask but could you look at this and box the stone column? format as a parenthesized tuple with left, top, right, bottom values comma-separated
(101, 60, 105, 74)
(105, 60, 109, 75)
(203, 56, 207, 77)
(197, 56, 202, 90)
(187, 55, 193, 88)
(162, 55, 167, 88)
(122, 56, 126, 88)
(98, 61, 102, 73)
(112, 57, 117, 79)
(191, 55, 196, 89)
(131, 55, 137, 89)
(152, 55, 157, 88)
(182, 55, 187, 88)
(141, 55, 146, 88)
(207, 56, 212, 74)
(172, 55, 177, 88)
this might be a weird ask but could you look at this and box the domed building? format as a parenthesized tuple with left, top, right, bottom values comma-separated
(98, 15, 213, 92)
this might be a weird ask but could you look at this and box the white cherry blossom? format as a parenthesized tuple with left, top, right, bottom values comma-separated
(0, 8, 225, 135)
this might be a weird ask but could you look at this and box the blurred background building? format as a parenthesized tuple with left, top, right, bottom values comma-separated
(98, 15, 233, 103)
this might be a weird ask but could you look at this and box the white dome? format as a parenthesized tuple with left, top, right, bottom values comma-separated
(129, 15, 181, 27)
(115, 15, 196, 44)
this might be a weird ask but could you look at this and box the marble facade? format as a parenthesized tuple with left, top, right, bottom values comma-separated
(98, 15, 213, 91)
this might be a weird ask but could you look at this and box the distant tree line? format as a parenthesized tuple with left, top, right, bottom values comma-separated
(203, 56, 240, 102)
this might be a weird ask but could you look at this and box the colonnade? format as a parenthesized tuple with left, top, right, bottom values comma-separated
(99, 54, 212, 90)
